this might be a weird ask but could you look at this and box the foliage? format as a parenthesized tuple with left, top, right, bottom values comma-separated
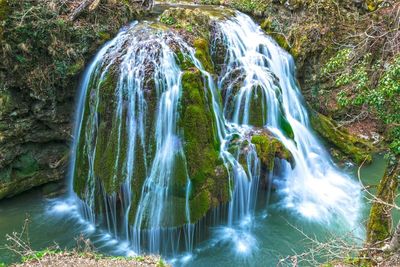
(321, 49, 352, 77)
(0, 0, 137, 101)
(371, 57, 400, 154)
(230, 0, 257, 13)
(322, 50, 400, 154)
(21, 249, 59, 262)
(159, 13, 176, 25)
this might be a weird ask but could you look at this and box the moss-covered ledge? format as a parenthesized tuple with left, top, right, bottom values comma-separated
(251, 130, 293, 171)
(310, 111, 374, 164)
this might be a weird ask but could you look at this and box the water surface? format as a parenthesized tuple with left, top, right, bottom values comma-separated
(0, 155, 387, 266)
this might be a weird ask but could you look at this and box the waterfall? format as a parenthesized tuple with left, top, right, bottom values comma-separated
(67, 7, 362, 260)
(217, 13, 361, 227)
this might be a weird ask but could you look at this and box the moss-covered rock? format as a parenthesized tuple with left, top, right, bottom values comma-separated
(251, 131, 293, 171)
(92, 73, 128, 194)
(193, 38, 214, 73)
(310, 111, 373, 164)
(261, 18, 290, 51)
(179, 68, 229, 223)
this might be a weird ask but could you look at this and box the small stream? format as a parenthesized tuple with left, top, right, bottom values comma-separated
(0, 155, 387, 266)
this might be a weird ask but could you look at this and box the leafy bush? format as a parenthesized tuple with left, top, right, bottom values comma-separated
(322, 49, 400, 154)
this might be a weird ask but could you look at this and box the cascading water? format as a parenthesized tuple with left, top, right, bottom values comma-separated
(70, 23, 205, 255)
(66, 6, 362, 262)
(217, 13, 361, 228)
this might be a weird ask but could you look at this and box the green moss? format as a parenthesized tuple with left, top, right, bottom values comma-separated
(128, 139, 149, 225)
(251, 133, 293, 170)
(159, 7, 211, 39)
(261, 18, 290, 51)
(248, 86, 266, 127)
(179, 68, 229, 223)
(365, 0, 382, 11)
(175, 51, 195, 71)
(366, 164, 399, 243)
(170, 152, 189, 198)
(67, 59, 85, 76)
(91, 73, 126, 194)
(189, 190, 211, 223)
(73, 71, 128, 196)
(193, 38, 214, 73)
(160, 13, 176, 25)
(0, 0, 9, 21)
(310, 111, 373, 164)
(279, 112, 294, 139)
(73, 76, 93, 197)
(97, 31, 111, 41)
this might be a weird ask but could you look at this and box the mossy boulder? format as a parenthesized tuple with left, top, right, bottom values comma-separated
(251, 131, 293, 171)
(73, 71, 128, 197)
(310, 111, 373, 164)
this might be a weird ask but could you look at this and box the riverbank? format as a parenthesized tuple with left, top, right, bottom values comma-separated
(11, 252, 167, 267)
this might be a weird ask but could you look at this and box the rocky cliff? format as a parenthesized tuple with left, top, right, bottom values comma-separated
(0, 0, 141, 199)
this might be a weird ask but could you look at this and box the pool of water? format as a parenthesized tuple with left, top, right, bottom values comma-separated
(0, 155, 387, 266)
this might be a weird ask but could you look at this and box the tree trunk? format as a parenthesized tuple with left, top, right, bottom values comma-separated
(366, 162, 399, 244)
(388, 220, 400, 251)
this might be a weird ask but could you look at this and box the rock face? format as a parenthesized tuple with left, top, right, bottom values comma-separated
(0, 1, 139, 199)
